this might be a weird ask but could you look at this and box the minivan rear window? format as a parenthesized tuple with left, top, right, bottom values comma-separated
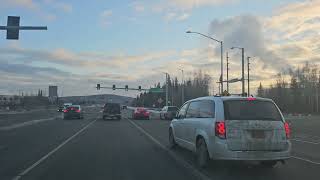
(168, 107, 178, 111)
(224, 100, 282, 121)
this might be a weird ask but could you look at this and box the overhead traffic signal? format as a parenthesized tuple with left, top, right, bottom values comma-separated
(138, 86, 141, 91)
(96, 84, 100, 90)
(112, 84, 116, 90)
(125, 85, 128, 91)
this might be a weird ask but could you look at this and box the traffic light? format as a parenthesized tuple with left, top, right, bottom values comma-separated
(125, 85, 128, 91)
(96, 84, 100, 90)
(112, 84, 116, 90)
(138, 86, 141, 91)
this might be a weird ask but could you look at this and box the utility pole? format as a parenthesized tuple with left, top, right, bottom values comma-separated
(226, 52, 229, 93)
(231, 47, 245, 96)
(220, 41, 224, 94)
(179, 69, 185, 105)
(247, 56, 251, 96)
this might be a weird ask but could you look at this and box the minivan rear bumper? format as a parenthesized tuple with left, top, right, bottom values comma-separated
(210, 141, 291, 161)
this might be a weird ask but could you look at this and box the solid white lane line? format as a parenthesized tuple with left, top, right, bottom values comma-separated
(291, 138, 320, 145)
(126, 118, 211, 180)
(291, 156, 320, 165)
(0, 117, 58, 131)
(12, 119, 97, 180)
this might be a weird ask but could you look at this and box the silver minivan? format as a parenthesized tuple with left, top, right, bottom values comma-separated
(169, 96, 291, 168)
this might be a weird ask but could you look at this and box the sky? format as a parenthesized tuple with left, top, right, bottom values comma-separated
(0, 0, 319, 97)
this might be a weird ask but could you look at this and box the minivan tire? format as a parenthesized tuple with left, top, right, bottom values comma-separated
(196, 138, 209, 168)
(169, 128, 177, 149)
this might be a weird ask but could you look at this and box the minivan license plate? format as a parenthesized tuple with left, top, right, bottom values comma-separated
(251, 130, 265, 138)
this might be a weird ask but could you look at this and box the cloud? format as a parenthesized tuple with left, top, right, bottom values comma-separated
(164, 12, 190, 21)
(100, 10, 113, 26)
(208, 15, 291, 71)
(2, 0, 38, 10)
(168, 0, 232, 10)
(132, 1, 145, 12)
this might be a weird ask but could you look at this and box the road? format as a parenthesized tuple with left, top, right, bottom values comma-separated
(0, 107, 320, 180)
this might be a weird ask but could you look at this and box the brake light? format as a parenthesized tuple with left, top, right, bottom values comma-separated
(76, 109, 80, 113)
(215, 122, 226, 139)
(247, 97, 256, 101)
(284, 122, 290, 138)
(63, 109, 68, 113)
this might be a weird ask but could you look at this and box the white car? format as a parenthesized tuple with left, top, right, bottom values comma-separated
(169, 96, 291, 168)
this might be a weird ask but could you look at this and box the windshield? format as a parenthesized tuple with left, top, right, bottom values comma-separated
(1, 1, 319, 180)
(224, 100, 282, 121)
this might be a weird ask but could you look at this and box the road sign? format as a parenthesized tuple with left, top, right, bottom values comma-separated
(0, 16, 47, 40)
(149, 88, 164, 93)
(157, 98, 163, 104)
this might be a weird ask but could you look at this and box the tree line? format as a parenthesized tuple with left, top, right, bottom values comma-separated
(132, 70, 211, 108)
(257, 62, 320, 114)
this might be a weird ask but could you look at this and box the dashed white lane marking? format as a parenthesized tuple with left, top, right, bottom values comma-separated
(291, 138, 320, 145)
(0, 117, 58, 131)
(291, 156, 320, 165)
(126, 118, 211, 180)
(12, 119, 97, 180)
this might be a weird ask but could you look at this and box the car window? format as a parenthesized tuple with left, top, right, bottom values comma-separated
(177, 103, 188, 119)
(186, 101, 200, 118)
(198, 100, 215, 118)
(224, 100, 282, 121)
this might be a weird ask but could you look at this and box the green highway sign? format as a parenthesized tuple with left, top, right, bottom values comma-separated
(149, 88, 164, 93)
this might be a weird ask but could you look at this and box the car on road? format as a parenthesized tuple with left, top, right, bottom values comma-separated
(133, 107, 150, 120)
(160, 106, 178, 120)
(63, 105, 83, 119)
(57, 106, 64, 112)
(103, 103, 121, 120)
(169, 96, 291, 168)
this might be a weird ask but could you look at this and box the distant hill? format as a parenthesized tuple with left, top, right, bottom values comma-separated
(59, 94, 134, 105)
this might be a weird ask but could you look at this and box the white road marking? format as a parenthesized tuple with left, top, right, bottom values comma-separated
(0, 117, 58, 131)
(291, 156, 320, 165)
(12, 119, 97, 180)
(291, 138, 320, 145)
(126, 118, 211, 180)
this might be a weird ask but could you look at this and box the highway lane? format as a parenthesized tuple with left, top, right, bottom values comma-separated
(17, 117, 199, 180)
(0, 108, 58, 127)
(132, 118, 320, 180)
(0, 108, 98, 180)
(1, 108, 320, 180)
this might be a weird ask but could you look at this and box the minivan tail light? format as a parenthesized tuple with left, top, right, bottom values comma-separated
(76, 109, 80, 113)
(284, 122, 290, 138)
(63, 109, 68, 113)
(215, 122, 226, 139)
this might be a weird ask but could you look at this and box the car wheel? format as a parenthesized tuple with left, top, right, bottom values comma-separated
(260, 161, 277, 168)
(169, 128, 177, 149)
(196, 138, 209, 168)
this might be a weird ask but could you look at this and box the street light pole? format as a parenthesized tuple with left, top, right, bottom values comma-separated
(247, 56, 251, 96)
(165, 73, 168, 106)
(186, 31, 223, 94)
(226, 52, 229, 93)
(241, 48, 245, 96)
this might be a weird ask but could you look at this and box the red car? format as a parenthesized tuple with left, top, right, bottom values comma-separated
(133, 107, 150, 120)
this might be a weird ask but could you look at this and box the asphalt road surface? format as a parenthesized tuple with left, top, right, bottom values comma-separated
(1, 107, 320, 180)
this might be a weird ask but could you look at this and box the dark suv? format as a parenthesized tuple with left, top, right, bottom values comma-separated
(102, 103, 121, 120)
